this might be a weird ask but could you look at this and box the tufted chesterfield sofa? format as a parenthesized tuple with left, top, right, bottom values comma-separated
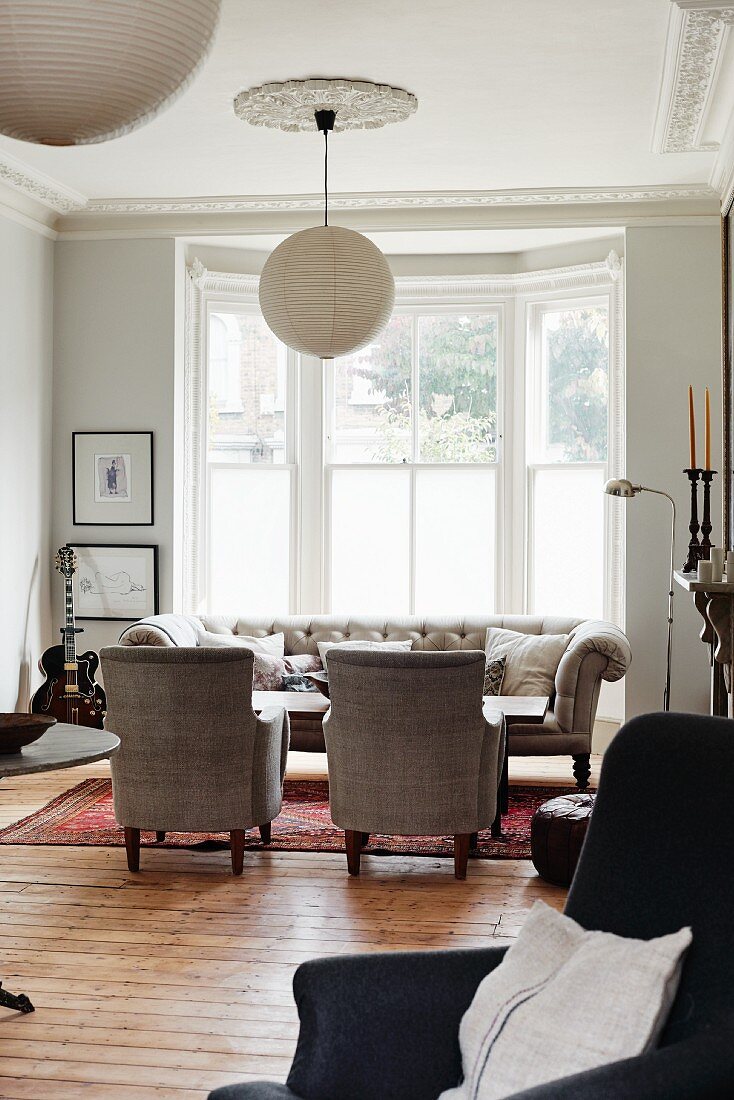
(119, 613, 630, 782)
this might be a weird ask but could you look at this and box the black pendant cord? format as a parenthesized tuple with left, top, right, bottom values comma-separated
(314, 108, 336, 228)
(324, 125, 328, 226)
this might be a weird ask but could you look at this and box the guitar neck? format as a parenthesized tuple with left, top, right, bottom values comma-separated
(64, 577, 77, 664)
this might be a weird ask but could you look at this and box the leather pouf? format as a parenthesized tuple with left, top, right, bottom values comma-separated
(530, 793, 595, 887)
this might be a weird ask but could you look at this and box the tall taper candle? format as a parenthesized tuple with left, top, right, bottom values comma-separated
(705, 386, 711, 470)
(688, 385, 697, 468)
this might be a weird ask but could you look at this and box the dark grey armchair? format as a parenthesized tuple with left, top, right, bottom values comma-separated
(209, 713, 734, 1098)
(101, 646, 288, 875)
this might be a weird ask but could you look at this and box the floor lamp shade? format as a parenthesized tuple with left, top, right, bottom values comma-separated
(0, 0, 220, 145)
(258, 226, 395, 359)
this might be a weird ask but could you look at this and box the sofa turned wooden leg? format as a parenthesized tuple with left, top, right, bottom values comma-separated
(124, 827, 140, 872)
(454, 834, 471, 880)
(155, 831, 165, 843)
(572, 753, 591, 790)
(259, 822, 272, 845)
(230, 830, 245, 876)
(345, 830, 361, 876)
(361, 832, 370, 848)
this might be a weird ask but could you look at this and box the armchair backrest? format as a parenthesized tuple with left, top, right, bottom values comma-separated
(324, 649, 497, 835)
(566, 712, 734, 1044)
(100, 646, 260, 833)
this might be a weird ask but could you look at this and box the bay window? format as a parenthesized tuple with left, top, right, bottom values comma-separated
(184, 256, 623, 628)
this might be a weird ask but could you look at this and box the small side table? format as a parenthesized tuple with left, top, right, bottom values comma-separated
(0, 724, 119, 1013)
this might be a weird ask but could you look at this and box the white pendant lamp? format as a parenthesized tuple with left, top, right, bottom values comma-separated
(235, 80, 417, 360)
(0, 1, 221, 145)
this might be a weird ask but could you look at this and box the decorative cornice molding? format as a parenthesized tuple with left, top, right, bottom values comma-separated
(187, 252, 621, 306)
(393, 253, 622, 301)
(80, 185, 714, 217)
(0, 150, 86, 213)
(653, 1, 734, 154)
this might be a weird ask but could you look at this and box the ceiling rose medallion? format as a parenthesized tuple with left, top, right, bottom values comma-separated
(236, 78, 418, 360)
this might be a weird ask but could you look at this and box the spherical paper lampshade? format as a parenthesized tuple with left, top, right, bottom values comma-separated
(258, 225, 395, 359)
(0, 0, 220, 145)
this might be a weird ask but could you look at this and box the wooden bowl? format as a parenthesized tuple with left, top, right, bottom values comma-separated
(306, 672, 330, 699)
(0, 714, 56, 754)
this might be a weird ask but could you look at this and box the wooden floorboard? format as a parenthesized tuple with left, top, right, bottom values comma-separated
(0, 752, 599, 1097)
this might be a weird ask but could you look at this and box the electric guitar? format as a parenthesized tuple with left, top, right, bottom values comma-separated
(30, 547, 107, 727)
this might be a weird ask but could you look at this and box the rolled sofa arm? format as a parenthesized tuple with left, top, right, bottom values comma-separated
(554, 621, 631, 735)
(118, 613, 202, 648)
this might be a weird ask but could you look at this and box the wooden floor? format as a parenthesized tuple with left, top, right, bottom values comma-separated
(0, 752, 601, 1099)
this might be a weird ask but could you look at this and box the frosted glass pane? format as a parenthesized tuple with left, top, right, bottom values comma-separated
(330, 469, 410, 613)
(415, 468, 496, 613)
(209, 467, 290, 613)
(530, 467, 604, 619)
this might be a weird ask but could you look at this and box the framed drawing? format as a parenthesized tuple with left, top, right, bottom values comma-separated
(70, 544, 159, 621)
(72, 431, 153, 525)
(723, 204, 733, 550)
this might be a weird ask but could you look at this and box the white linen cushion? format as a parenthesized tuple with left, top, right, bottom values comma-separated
(485, 627, 569, 696)
(197, 630, 285, 658)
(317, 638, 413, 672)
(439, 901, 692, 1100)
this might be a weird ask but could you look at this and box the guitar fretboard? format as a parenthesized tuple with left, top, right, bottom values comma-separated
(64, 577, 77, 677)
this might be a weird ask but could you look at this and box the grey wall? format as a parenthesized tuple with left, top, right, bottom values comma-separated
(625, 224, 722, 718)
(0, 215, 53, 709)
(47, 228, 724, 720)
(52, 238, 177, 656)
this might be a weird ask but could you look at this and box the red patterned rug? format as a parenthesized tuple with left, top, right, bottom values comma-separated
(0, 779, 581, 860)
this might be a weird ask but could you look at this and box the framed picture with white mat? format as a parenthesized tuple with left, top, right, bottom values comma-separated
(72, 431, 153, 525)
(70, 544, 159, 621)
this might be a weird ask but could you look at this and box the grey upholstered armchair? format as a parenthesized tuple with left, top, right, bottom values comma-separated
(323, 649, 505, 879)
(100, 646, 289, 875)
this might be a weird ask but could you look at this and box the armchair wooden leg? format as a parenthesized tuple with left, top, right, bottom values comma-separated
(259, 822, 272, 845)
(345, 830, 361, 876)
(230, 830, 245, 876)
(155, 831, 165, 843)
(572, 753, 591, 790)
(361, 832, 370, 848)
(124, 827, 140, 872)
(454, 834, 471, 880)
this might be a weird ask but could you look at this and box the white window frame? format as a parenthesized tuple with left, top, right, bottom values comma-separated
(324, 303, 504, 614)
(182, 252, 624, 626)
(182, 263, 299, 614)
(523, 291, 621, 622)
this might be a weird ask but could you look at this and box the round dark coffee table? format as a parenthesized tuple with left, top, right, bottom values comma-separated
(530, 792, 595, 887)
(0, 723, 119, 1012)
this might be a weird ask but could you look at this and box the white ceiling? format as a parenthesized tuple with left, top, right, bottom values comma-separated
(0, 0, 726, 203)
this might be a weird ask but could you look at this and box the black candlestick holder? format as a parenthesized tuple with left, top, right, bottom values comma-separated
(700, 468, 717, 561)
(682, 468, 702, 573)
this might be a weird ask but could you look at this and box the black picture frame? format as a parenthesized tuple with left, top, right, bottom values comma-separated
(72, 431, 154, 526)
(69, 543, 159, 621)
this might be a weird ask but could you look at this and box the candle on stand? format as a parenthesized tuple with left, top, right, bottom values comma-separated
(705, 386, 711, 470)
(688, 385, 697, 468)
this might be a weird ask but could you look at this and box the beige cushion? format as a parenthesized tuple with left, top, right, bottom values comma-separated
(317, 637, 413, 672)
(197, 630, 285, 657)
(485, 627, 569, 696)
(440, 901, 692, 1100)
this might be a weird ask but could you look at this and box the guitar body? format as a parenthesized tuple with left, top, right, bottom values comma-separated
(31, 645, 107, 729)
